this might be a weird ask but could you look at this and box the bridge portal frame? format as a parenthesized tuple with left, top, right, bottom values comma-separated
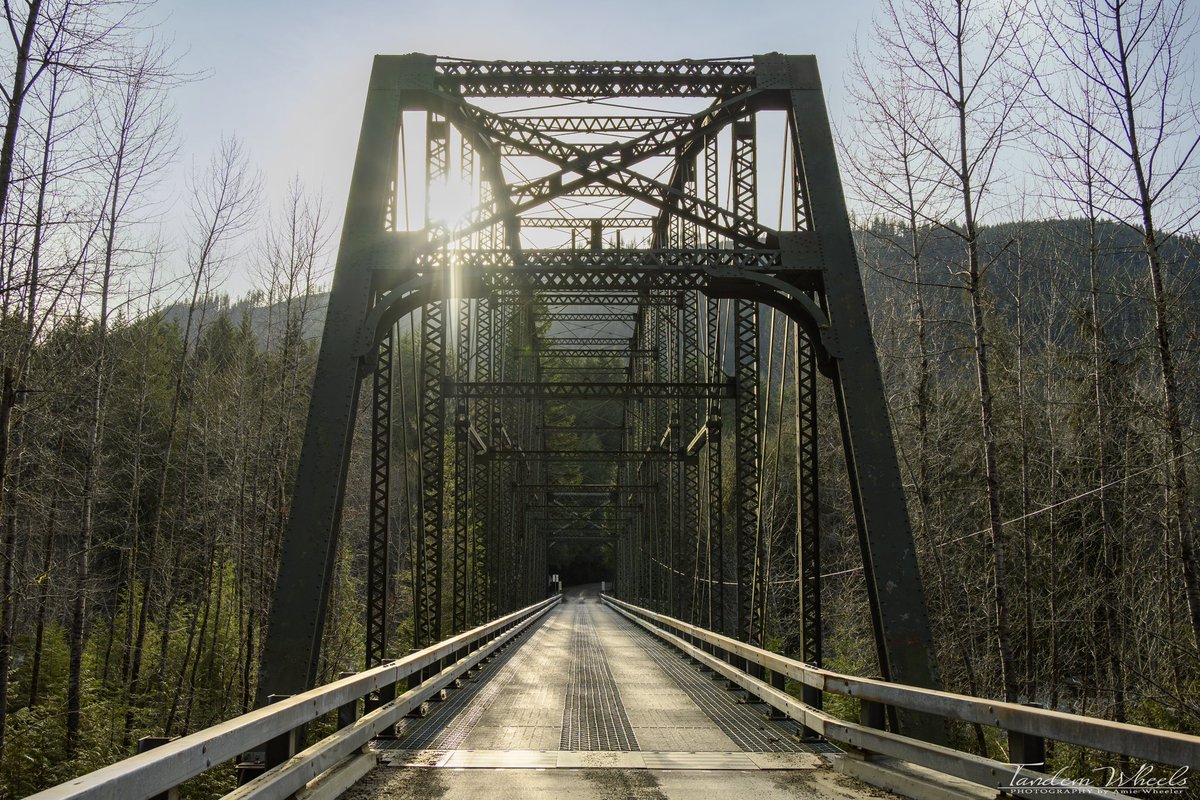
(256, 52, 943, 744)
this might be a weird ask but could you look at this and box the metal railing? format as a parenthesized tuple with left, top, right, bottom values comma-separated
(26, 595, 560, 800)
(602, 594, 1199, 799)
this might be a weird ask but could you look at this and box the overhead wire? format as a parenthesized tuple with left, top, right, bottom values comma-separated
(818, 445, 1200, 580)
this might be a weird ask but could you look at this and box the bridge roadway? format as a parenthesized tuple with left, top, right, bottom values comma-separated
(343, 586, 889, 799)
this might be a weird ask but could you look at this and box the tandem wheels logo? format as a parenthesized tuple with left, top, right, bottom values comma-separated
(1003, 764, 1191, 796)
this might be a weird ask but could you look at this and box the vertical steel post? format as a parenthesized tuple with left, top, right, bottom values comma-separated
(731, 114, 764, 646)
(452, 300, 471, 634)
(795, 327, 822, 728)
(733, 299, 761, 645)
(415, 111, 450, 650)
(365, 331, 392, 669)
(472, 300, 493, 623)
(707, 297, 729, 635)
(416, 300, 446, 648)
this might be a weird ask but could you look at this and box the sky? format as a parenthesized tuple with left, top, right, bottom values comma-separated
(151, 0, 878, 296)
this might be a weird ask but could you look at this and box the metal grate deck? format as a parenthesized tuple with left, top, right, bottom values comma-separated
(376, 597, 838, 760)
(607, 608, 837, 753)
(560, 604, 640, 751)
(376, 613, 549, 751)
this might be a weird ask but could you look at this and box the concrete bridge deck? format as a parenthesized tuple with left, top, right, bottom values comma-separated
(344, 587, 889, 799)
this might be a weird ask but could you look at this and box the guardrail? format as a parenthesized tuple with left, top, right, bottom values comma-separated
(27, 594, 561, 800)
(602, 594, 1199, 799)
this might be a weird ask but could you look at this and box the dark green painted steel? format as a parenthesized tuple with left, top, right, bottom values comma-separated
(258, 54, 943, 751)
(365, 331, 392, 669)
(256, 55, 415, 702)
(780, 55, 944, 741)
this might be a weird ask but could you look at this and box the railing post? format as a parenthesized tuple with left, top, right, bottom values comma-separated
(236, 694, 298, 788)
(1009, 704, 1046, 772)
(800, 681, 823, 740)
(405, 649, 432, 718)
(137, 737, 178, 800)
(838, 699, 886, 761)
(364, 663, 398, 738)
(380, 673, 398, 724)
(767, 669, 788, 720)
(265, 694, 300, 771)
(337, 672, 358, 731)
(860, 699, 885, 731)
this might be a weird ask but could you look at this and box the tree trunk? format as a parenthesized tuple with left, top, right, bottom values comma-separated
(0, 404, 17, 759)
(0, 0, 44, 224)
(958, 114, 1019, 705)
(28, 485, 56, 706)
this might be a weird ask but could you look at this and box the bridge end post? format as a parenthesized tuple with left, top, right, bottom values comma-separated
(774, 53, 946, 745)
(255, 54, 433, 706)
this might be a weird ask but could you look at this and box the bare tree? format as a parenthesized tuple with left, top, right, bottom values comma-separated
(64, 40, 175, 753)
(1033, 0, 1200, 656)
(862, 0, 1032, 702)
(123, 135, 259, 743)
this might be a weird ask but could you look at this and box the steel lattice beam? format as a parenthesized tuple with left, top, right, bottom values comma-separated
(535, 348, 650, 358)
(481, 449, 687, 462)
(539, 312, 638, 323)
(536, 337, 632, 348)
(416, 300, 446, 648)
(733, 299, 761, 644)
(365, 332, 392, 669)
(520, 216, 655, 229)
(405, 247, 792, 271)
(435, 57, 757, 97)
(445, 380, 733, 400)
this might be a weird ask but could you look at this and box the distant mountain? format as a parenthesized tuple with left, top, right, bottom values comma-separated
(162, 219, 1197, 357)
(856, 217, 1199, 352)
(160, 292, 329, 345)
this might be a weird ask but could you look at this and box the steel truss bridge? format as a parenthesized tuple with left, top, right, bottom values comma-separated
(28, 55, 1199, 800)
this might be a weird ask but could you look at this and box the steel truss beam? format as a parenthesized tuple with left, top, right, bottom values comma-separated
(365, 332, 391, 669)
(733, 300, 761, 644)
(795, 326, 823, 724)
(415, 106, 450, 650)
(540, 425, 633, 432)
(520, 216, 655, 229)
(535, 348, 650, 358)
(530, 501, 625, 510)
(473, 299, 494, 623)
(408, 247, 791, 271)
(481, 449, 688, 462)
(536, 337, 632, 348)
(541, 367, 629, 374)
(450, 100, 778, 248)
(494, 292, 674, 305)
(730, 114, 765, 648)
(452, 305, 471, 634)
(538, 312, 638, 322)
(445, 380, 733, 400)
(515, 484, 658, 493)
(506, 116, 689, 133)
(546, 537, 621, 544)
(416, 299, 446, 648)
(435, 57, 757, 97)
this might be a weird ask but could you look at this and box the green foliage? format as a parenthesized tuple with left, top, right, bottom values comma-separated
(0, 292, 323, 796)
